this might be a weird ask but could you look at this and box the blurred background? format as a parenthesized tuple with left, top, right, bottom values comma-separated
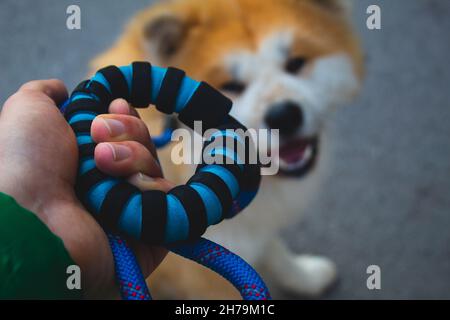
(0, 0, 449, 299)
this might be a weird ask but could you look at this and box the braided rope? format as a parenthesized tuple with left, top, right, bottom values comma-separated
(170, 238, 271, 300)
(108, 234, 151, 300)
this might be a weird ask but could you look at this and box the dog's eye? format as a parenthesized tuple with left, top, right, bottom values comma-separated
(285, 57, 307, 74)
(220, 81, 246, 94)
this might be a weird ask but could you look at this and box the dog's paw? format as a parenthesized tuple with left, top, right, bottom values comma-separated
(280, 254, 338, 297)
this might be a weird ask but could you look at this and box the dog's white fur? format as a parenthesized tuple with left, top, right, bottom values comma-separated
(201, 31, 360, 296)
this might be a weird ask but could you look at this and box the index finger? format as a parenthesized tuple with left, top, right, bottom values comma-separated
(19, 79, 68, 106)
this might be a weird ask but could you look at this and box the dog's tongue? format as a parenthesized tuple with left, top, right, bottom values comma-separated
(279, 139, 308, 163)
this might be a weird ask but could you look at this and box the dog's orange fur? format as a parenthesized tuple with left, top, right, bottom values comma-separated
(91, 0, 362, 81)
(91, 0, 363, 299)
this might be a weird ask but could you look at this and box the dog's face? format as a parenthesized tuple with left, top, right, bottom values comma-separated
(107, 0, 363, 177)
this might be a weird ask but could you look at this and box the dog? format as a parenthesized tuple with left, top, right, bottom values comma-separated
(90, 0, 363, 298)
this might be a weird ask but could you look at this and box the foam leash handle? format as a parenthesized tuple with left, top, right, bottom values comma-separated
(66, 63, 260, 244)
(64, 62, 270, 299)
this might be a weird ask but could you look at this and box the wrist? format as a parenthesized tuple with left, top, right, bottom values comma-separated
(0, 173, 43, 219)
(43, 197, 121, 299)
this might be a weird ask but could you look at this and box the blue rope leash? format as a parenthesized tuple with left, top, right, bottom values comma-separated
(170, 238, 271, 300)
(63, 62, 271, 300)
(108, 234, 152, 300)
(108, 234, 271, 300)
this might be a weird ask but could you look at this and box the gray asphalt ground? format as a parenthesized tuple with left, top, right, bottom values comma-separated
(1, 0, 449, 299)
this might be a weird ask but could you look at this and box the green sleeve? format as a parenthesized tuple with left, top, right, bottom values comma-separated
(0, 192, 82, 299)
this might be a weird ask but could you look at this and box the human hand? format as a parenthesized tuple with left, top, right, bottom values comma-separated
(0, 79, 173, 298)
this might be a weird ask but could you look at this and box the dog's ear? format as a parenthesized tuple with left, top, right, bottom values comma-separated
(142, 14, 192, 63)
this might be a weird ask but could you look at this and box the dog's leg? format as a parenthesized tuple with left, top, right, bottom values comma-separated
(262, 237, 337, 297)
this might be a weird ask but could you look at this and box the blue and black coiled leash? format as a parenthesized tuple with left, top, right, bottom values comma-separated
(62, 62, 270, 300)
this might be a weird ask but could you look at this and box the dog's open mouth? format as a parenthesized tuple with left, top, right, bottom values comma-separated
(278, 137, 318, 177)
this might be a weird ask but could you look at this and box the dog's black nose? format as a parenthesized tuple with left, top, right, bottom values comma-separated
(264, 101, 303, 136)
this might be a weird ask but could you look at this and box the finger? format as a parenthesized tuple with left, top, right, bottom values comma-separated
(19, 79, 68, 105)
(128, 173, 175, 192)
(91, 114, 157, 158)
(108, 98, 140, 118)
(126, 172, 175, 277)
(94, 141, 161, 178)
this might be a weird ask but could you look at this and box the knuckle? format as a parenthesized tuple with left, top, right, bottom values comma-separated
(3, 90, 44, 111)
(19, 80, 40, 91)
(48, 78, 64, 86)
